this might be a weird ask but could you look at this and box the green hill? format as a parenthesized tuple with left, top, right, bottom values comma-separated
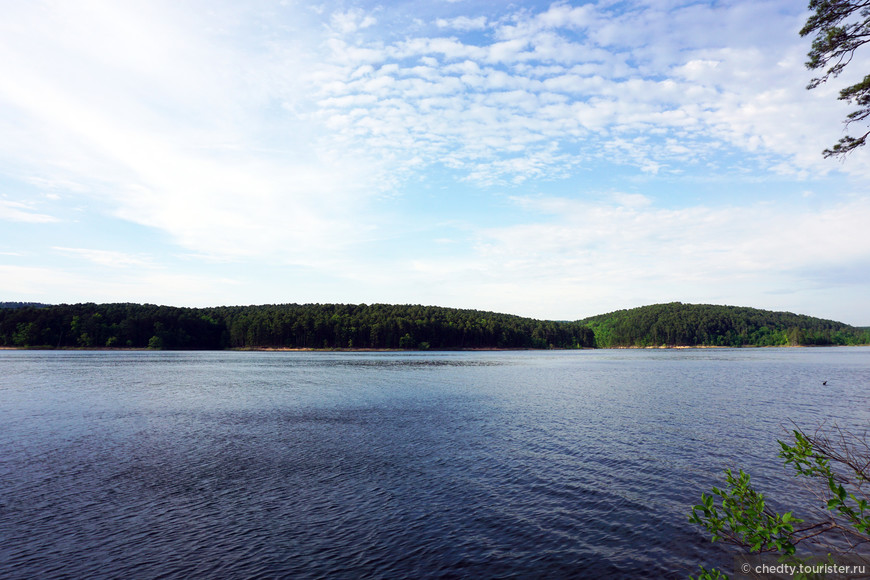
(2, 301, 867, 350)
(580, 302, 869, 348)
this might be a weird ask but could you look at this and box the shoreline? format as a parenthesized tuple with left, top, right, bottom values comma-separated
(1, 344, 865, 352)
(0, 346, 582, 352)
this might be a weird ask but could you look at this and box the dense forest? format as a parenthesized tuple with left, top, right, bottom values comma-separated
(582, 302, 870, 348)
(0, 302, 594, 350)
(1, 301, 867, 350)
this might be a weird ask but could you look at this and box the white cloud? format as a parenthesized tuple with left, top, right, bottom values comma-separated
(52, 247, 156, 269)
(330, 9, 377, 35)
(384, 193, 870, 320)
(0, 265, 72, 298)
(0, 263, 243, 307)
(0, 1, 391, 264)
(308, 0, 868, 188)
(0, 200, 59, 223)
(485, 195, 870, 276)
(436, 16, 487, 31)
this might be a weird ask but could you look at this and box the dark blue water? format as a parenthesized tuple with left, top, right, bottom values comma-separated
(1, 348, 868, 578)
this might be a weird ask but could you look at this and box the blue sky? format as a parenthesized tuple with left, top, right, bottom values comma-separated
(1, 0, 869, 324)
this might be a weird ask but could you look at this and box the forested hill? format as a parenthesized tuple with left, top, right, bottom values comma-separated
(581, 302, 870, 348)
(0, 302, 594, 350)
(3, 301, 867, 350)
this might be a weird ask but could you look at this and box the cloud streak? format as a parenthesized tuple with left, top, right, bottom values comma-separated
(0, 1, 385, 263)
(0, 200, 59, 223)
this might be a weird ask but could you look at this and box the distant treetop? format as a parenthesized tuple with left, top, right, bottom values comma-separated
(0, 302, 49, 310)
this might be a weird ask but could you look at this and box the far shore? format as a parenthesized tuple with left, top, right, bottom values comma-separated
(1, 344, 865, 352)
(0, 346, 581, 352)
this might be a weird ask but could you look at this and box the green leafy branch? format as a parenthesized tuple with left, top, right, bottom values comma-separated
(780, 427, 870, 540)
(690, 469, 802, 555)
(688, 424, 870, 579)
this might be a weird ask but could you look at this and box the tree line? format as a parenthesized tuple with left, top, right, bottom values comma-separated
(581, 302, 870, 348)
(0, 302, 595, 350)
(1, 301, 866, 350)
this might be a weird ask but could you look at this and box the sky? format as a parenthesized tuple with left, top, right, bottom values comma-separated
(1, 0, 869, 324)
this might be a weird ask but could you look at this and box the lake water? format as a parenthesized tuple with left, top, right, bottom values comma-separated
(1, 348, 869, 578)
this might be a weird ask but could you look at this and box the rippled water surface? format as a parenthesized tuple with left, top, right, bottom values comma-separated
(1, 348, 869, 578)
